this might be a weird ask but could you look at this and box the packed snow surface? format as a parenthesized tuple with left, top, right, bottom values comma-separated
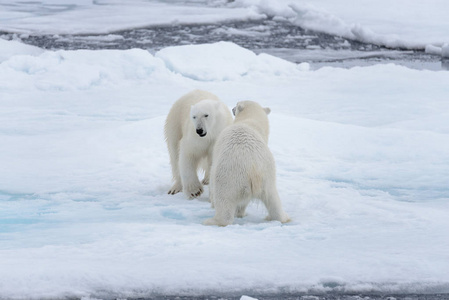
(1, 40, 449, 299)
(1, 0, 448, 54)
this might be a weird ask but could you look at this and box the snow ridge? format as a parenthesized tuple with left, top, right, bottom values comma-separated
(230, 0, 449, 55)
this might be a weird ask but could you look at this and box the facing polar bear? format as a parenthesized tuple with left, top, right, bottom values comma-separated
(165, 90, 233, 199)
(204, 100, 290, 226)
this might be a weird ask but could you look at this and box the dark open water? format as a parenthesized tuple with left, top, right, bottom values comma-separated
(1, 18, 447, 70)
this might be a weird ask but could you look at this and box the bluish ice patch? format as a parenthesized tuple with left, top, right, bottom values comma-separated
(0, 221, 31, 233)
(161, 208, 186, 220)
(0, 191, 62, 234)
(0, 190, 39, 201)
(103, 204, 123, 211)
(0, 218, 39, 225)
(323, 177, 449, 203)
(0, 218, 59, 234)
(385, 187, 449, 203)
(71, 196, 99, 203)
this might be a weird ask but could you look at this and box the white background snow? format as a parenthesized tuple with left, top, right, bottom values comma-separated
(1, 1, 449, 299)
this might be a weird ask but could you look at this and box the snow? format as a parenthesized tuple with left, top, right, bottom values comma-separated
(0, 39, 44, 62)
(442, 44, 449, 58)
(1, 0, 449, 299)
(155, 41, 302, 81)
(241, 296, 258, 300)
(1, 39, 449, 299)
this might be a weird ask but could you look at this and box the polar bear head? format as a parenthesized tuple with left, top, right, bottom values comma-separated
(232, 101, 271, 143)
(233, 101, 271, 117)
(190, 99, 223, 138)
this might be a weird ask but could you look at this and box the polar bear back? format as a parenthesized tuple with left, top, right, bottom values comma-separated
(212, 122, 276, 198)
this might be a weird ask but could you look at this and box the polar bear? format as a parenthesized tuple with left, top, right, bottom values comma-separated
(165, 90, 233, 199)
(204, 100, 290, 226)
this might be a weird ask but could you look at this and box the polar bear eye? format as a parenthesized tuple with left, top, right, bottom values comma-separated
(204, 114, 209, 118)
(193, 116, 196, 119)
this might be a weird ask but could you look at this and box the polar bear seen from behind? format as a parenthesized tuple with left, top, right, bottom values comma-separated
(165, 90, 233, 199)
(204, 100, 290, 226)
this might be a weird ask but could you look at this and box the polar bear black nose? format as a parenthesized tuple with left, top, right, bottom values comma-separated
(196, 128, 206, 137)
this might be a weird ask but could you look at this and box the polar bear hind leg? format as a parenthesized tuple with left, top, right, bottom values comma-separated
(203, 197, 236, 226)
(235, 201, 250, 218)
(261, 181, 290, 223)
(204, 180, 251, 226)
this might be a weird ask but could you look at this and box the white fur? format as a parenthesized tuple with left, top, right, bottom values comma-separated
(204, 100, 290, 226)
(165, 90, 233, 199)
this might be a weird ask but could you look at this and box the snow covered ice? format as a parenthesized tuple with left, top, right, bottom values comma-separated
(1, 39, 449, 299)
(1, 1, 449, 299)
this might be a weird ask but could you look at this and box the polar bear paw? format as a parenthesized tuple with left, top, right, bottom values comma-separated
(266, 213, 291, 223)
(201, 177, 209, 185)
(168, 182, 182, 195)
(203, 217, 229, 226)
(184, 183, 203, 199)
(203, 218, 218, 226)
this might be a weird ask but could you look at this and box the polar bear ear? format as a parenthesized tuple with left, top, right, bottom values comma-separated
(264, 107, 271, 115)
(233, 102, 244, 116)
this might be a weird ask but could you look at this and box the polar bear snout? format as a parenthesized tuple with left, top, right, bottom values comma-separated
(191, 113, 208, 137)
(196, 128, 206, 137)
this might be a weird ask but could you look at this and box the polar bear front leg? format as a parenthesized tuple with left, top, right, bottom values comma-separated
(179, 143, 203, 199)
(168, 163, 182, 195)
(167, 135, 183, 195)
